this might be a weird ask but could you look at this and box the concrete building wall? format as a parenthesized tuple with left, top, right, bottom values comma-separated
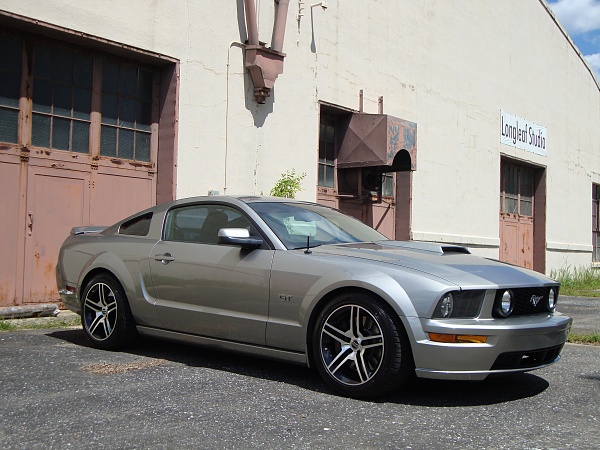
(2, 0, 599, 273)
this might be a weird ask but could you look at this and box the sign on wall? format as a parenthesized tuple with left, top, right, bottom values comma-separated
(500, 110, 547, 156)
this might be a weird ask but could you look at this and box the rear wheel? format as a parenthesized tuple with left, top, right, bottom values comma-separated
(81, 273, 137, 349)
(312, 292, 413, 398)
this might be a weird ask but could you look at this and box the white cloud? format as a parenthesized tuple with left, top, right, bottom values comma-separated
(549, 0, 600, 34)
(585, 52, 600, 75)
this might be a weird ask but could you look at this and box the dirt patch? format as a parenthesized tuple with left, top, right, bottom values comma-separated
(80, 359, 167, 375)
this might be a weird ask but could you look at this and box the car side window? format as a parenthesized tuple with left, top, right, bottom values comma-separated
(164, 204, 256, 244)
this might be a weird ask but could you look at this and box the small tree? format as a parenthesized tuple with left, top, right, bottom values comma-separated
(269, 170, 306, 198)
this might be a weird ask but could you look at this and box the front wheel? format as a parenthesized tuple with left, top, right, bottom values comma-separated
(81, 273, 137, 350)
(312, 292, 413, 398)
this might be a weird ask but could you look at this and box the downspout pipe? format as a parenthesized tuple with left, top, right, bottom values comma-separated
(244, 0, 259, 46)
(271, 0, 290, 52)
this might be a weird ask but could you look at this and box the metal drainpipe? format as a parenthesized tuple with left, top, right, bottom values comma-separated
(244, 0, 259, 45)
(271, 0, 290, 52)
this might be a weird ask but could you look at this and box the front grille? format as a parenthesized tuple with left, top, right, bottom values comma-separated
(494, 286, 558, 317)
(490, 344, 564, 370)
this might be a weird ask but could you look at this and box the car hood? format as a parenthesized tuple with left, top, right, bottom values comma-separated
(312, 241, 557, 289)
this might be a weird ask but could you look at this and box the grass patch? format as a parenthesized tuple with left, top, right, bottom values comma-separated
(0, 315, 81, 332)
(568, 333, 600, 346)
(550, 265, 600, 297)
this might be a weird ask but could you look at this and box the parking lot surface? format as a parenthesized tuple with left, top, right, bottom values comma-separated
(0, 327, 599, 449)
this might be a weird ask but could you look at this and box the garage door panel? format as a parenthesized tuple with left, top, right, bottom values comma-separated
(0, 160, 21, 306)
(90, 171, 154, 225)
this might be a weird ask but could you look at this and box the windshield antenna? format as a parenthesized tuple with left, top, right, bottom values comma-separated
(304, 235, 312, 254)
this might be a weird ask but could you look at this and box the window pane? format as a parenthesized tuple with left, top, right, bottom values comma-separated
(31, 113, 51, 148)
(119, 97, 135, 128)
(53, 49, 73, 84)
(0, 107, 19, 143)
(119, 65, 136, 97)
(32, 78, 53, 113)
(102, 94, 118, 125)
(135, 132, 151, 161)
(73, 87, 91, 120)
(0, 72, 20, 108)
(53, 83, 72, 117)
(52, 117, 71, 150)
(137, 70, 153, 99)
(324, 165, 335, 188)
(33, 44, 53, 79)
(72, 120, 89, 154)
(102, 61, 119, 94)
(0, 34, 22, 73)
(118, 128, 134, 159)
(136, 100, 152, 131)
(100, 125, 117, 157)
(73, 54, 93, 88)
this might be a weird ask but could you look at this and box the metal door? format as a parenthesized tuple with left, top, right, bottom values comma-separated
(23, 166, 89, 303)
(500, 162, 534, 269)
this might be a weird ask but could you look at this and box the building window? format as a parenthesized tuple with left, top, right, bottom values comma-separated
(32, 44, 92, 153)
(500, 162, 534, 217)
(593, 184, 600, 262)
(100, 61, 153, 161)
(0, 33, 22, 144)
(318, 116, 336, 188)
(382, 173, 394, 197)
(0, 31, 157, 163)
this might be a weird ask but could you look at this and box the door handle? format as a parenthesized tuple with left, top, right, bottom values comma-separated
(27, 211, 33, 236)
(154, 253, 175, 264)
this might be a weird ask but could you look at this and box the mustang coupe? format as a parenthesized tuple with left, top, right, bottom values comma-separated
(56, 196, 572, 398)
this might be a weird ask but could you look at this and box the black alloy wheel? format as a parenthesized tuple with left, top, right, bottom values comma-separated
(81, 273, 137, 349)
(312, 292, 413, 399)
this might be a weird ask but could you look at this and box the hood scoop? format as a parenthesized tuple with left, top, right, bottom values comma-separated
(377, 241, 471, 255)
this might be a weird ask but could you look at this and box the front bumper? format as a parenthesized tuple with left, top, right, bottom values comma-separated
(408, 312, 572, 380)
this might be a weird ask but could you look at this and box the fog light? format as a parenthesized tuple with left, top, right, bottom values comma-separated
(495, 290, 514, 317)
(547, 288, 557, 312)
(429, 333, 487, 344)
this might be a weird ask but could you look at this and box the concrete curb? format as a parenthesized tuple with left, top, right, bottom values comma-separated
(0, 303, 59, 319)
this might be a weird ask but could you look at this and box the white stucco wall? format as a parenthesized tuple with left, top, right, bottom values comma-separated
(3, 0, 599, 272)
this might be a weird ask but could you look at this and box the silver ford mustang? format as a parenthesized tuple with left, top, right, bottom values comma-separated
(56, 196, 572, 398)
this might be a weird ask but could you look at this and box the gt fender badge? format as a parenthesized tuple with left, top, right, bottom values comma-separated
(279, 294, 292, 302)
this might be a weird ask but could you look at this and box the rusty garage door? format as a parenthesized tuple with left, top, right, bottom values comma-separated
(0, 25, 178, 307)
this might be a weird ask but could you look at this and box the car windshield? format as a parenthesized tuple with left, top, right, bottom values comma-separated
(249, 202, 388, 249)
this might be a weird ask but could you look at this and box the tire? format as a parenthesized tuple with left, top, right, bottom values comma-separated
(81, 273, 137, 350)
(312, 292, 414, 399)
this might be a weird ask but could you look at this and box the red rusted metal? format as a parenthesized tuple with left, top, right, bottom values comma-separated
(243, 0, 259, 46)
(337, 114, 417, 170)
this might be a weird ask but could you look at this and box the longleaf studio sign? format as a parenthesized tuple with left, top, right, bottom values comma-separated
(500, 110, 547, 156)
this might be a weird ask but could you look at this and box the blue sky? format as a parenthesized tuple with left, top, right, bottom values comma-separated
(546, 0, 600, 78)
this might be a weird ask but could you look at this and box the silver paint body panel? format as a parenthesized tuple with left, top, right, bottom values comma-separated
(56, 196, 572, 379)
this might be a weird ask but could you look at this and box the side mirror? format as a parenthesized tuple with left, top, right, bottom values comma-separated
(217, 228, 263, 249)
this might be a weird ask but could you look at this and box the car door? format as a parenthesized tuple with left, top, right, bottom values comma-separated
(149, 203, 274, 345)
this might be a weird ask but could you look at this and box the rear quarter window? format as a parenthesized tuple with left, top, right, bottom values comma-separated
(118, 212, 153, 236)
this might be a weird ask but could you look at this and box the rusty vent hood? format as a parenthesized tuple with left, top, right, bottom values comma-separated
(337, 114, 417, 171)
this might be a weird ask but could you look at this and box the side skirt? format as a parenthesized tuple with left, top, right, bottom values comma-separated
(136, 326, 309, 366)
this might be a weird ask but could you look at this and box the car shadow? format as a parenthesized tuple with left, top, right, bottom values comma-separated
(47, 329, 549, 406)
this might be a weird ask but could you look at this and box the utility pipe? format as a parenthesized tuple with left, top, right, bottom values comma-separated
(271, 0, 290, 52)
(244, 0, 259, 45)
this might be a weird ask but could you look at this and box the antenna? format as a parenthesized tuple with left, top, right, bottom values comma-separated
(304, 235, 312, 254)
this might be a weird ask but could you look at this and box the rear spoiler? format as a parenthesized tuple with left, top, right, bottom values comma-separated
(70, 226, 108, 235)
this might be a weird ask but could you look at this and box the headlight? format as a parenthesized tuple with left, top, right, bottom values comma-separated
(547, 287, 558, 312)
(494, 289, 514, 318)
(432, 290, 485, 318)
(438, 293, 453, 318)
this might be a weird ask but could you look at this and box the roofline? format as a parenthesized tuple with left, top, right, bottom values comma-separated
(539, 0, 600, 91)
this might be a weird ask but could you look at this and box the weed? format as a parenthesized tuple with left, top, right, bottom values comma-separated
(568, 333, 600, 346)
(550, 265, 600, 297)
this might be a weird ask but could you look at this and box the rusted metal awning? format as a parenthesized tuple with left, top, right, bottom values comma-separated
(337, 114, 417, 170)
